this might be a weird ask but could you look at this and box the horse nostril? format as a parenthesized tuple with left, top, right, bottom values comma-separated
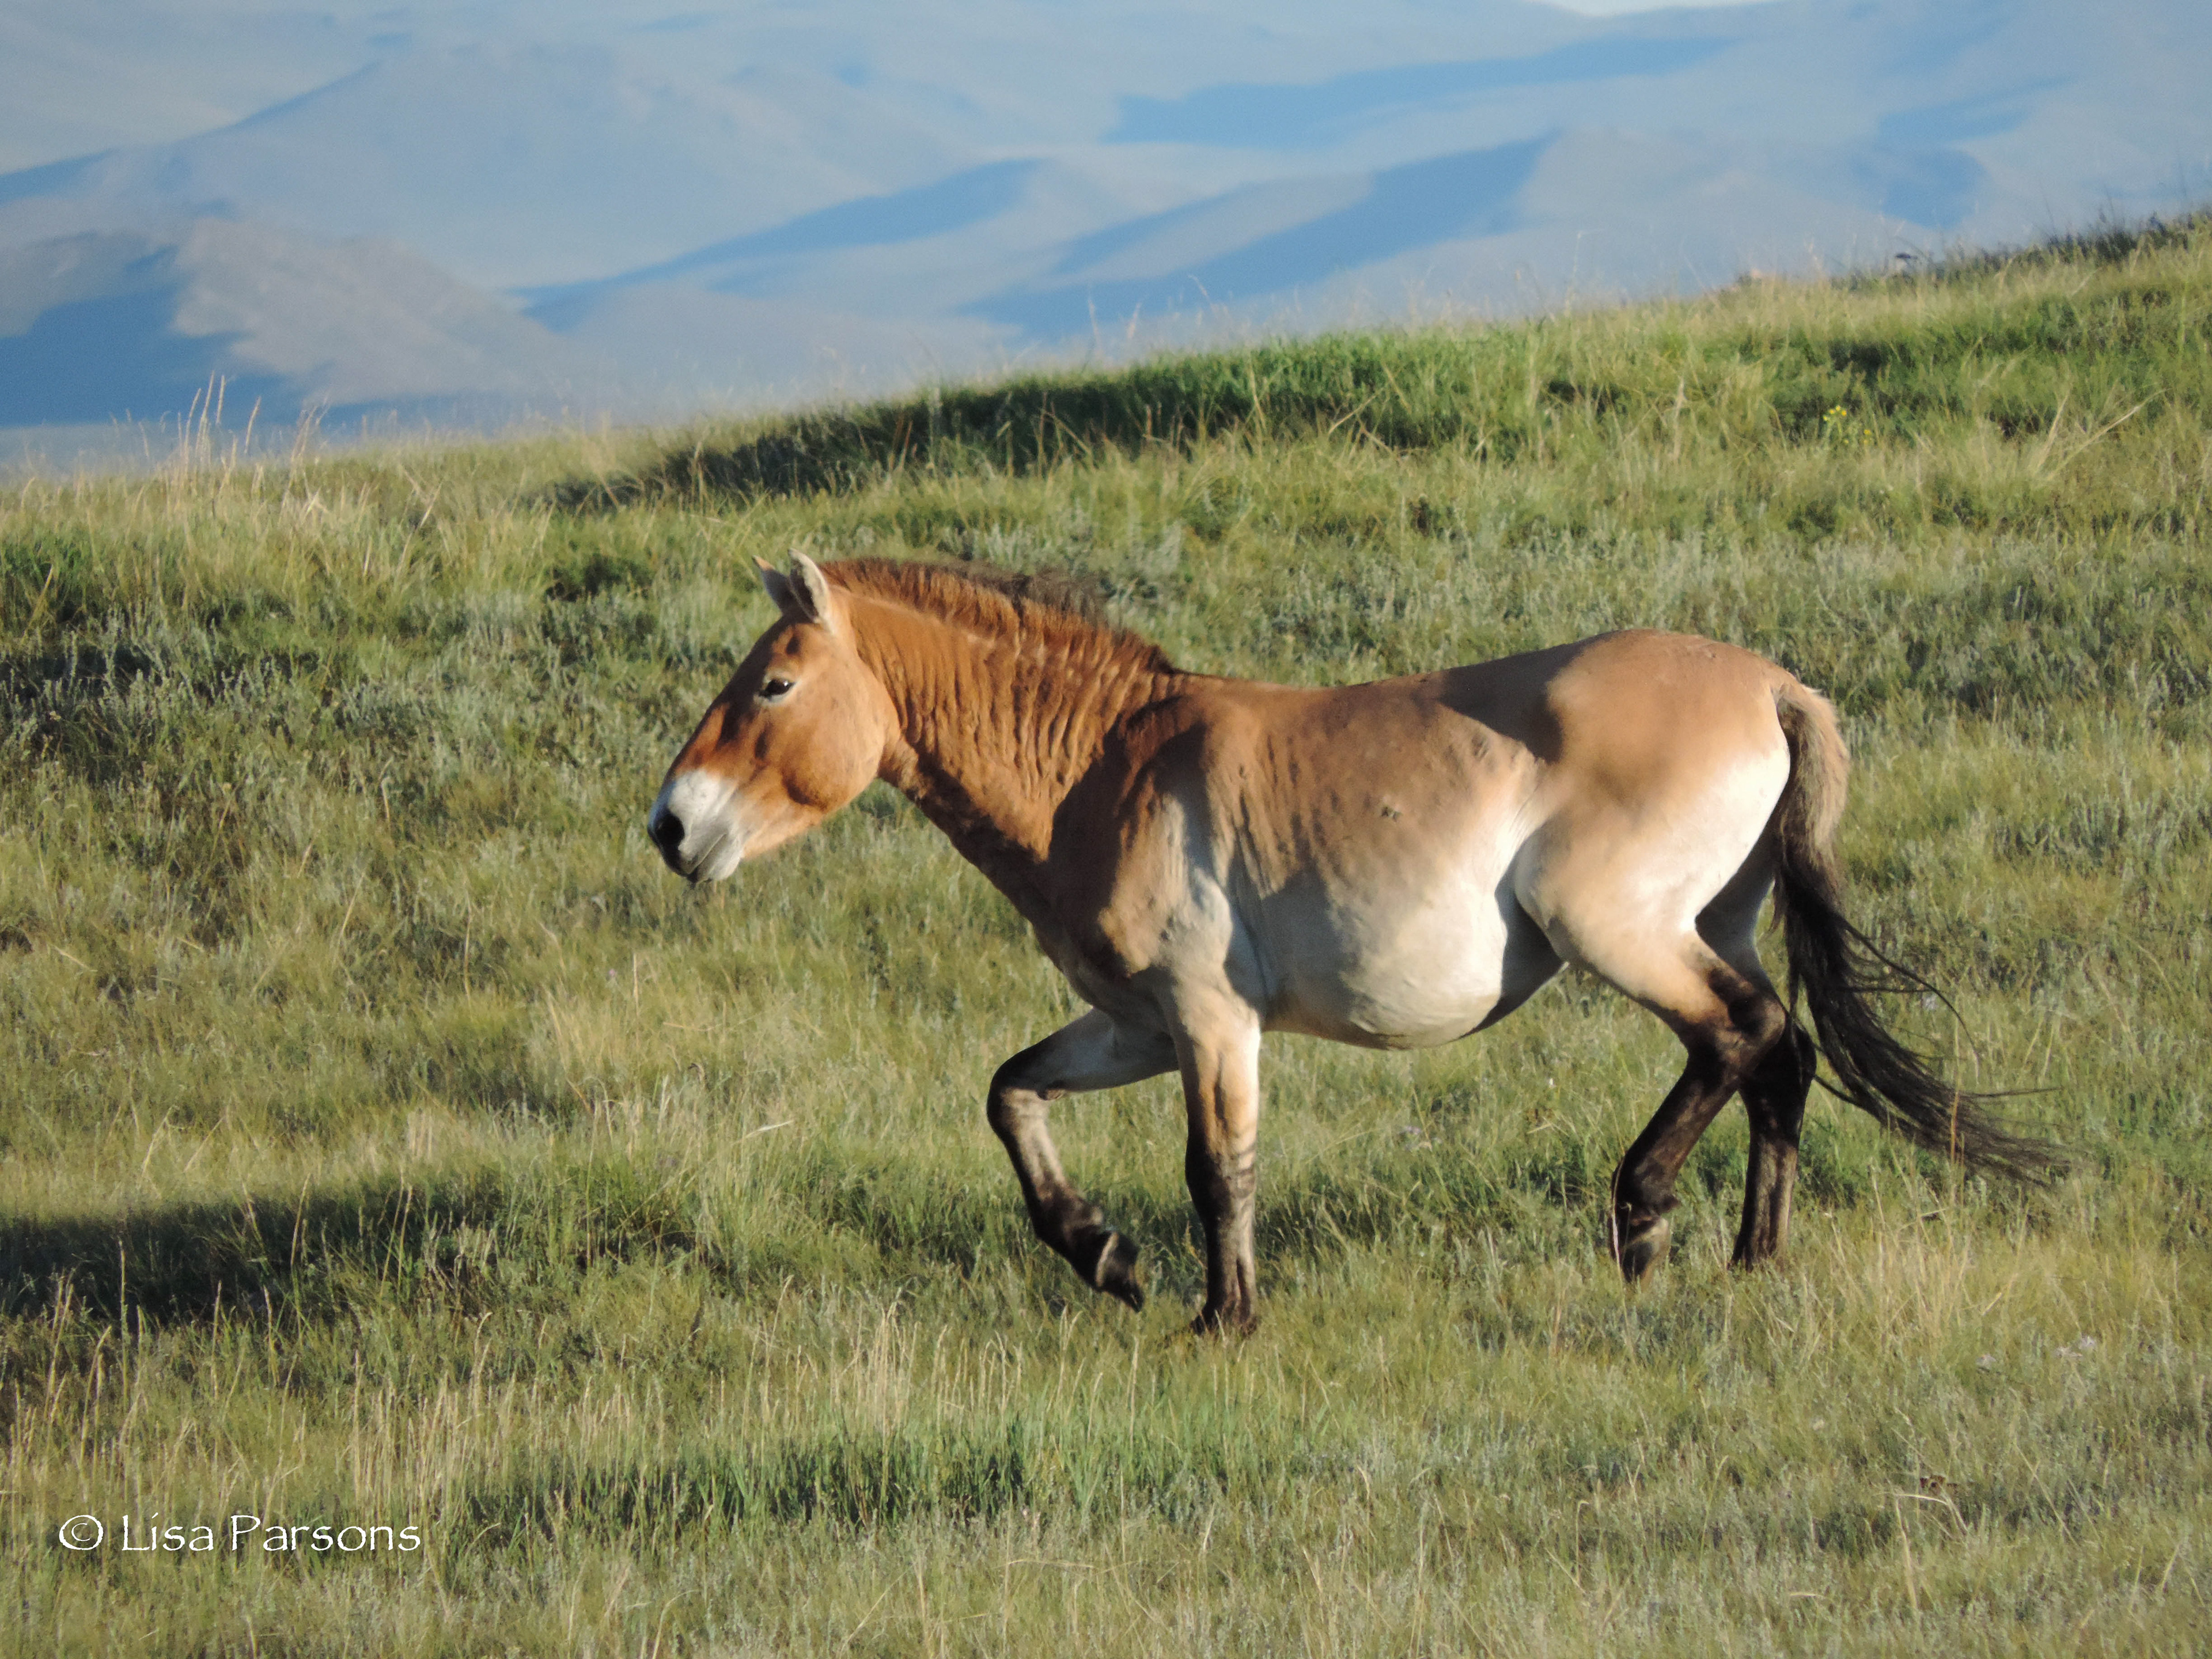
(649, 806, 684, 860)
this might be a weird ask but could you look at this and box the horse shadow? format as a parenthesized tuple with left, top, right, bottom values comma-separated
(0, 1168, 528, 1328)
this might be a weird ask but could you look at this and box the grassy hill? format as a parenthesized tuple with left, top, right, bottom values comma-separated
(2, 219, 2207, 1655)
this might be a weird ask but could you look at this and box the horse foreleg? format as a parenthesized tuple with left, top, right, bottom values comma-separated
(1175, 1013, 1264, 1335)
(987, 1010, 1174, 1311)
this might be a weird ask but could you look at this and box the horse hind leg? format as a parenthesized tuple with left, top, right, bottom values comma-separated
(1525, 790, 1797, 1279)
(1695, 866, 1818, 1269)
(1566, 930, 1790, 1282)
(987, 1010, 1175, 1311)
(1732, 1019, 1816, 1268)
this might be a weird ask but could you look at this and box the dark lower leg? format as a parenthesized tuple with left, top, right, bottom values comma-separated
(1178, 1025, 1263, 1335)
(1733, 1022, 1816, 1268)
(1611, 1047, 1741, 1282)
(1187, 1141, 1257, 1333)
(983, 1016, 1175, 1312)
(988, 1084, 1145, 1309)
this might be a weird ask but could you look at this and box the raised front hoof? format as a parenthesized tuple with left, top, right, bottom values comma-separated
(1189, 1302, 1258, 1339)
(1613, 1212, 1672, 1283)
(1074, 1230, 1146, 1312)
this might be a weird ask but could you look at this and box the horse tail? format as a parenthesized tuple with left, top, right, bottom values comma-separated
(1768, 680, 2060, 1184)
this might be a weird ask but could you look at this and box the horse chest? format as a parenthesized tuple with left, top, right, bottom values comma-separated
(1026, 896, 1154, 1005)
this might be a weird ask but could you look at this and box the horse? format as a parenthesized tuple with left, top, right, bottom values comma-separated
(648, 554, 2051, 1332)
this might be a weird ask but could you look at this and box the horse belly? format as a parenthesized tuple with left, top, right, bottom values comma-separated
(1263, 881, 1524, 1050)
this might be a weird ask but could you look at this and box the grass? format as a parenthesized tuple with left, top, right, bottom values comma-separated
(1, 219, 2207, 1655)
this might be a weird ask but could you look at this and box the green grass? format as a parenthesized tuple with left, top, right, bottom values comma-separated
(2, 221, 2208, 1655)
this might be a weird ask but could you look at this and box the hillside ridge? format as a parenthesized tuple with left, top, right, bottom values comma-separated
(565, 213, 2209, 554)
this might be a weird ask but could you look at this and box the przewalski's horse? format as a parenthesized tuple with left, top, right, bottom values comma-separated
(649, 555, 2051, 1332)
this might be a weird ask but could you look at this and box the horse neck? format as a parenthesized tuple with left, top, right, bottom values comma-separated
(849, 594, 1176, 913)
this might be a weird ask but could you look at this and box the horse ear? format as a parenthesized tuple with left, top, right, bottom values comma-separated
(755, 552, 840, 631)
(754, 556, 797, 616)
(756, 551, 841, 630)
(788, 552, 837, 630)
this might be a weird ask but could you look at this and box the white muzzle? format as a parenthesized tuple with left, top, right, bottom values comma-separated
(648, 770, 748, 882)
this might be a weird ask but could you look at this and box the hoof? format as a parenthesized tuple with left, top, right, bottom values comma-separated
(1190, 1304, 1257, 1338)
(1613, 1211, 1671, 1283)
(1729, 1233, 1784, 1272)
(1078, 1230, 1146, 1312)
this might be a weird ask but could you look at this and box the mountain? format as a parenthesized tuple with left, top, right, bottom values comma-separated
(0, 221, 605, 431)
(1, 0, 2205, 444)
(0, 41, 973, 289)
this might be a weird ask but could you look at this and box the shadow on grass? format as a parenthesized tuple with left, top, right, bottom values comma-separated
(0, 1123, 1910, 1331)
(0, 1158, 704, 1326)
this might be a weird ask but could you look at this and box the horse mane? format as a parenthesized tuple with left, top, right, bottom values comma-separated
(821, 558, 1176, 675)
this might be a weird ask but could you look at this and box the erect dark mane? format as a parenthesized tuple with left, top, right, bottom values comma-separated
(821, 558, 1176, 673)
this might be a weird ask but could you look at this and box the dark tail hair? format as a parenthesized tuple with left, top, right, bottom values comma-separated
(1770, 684, 2061, 1184)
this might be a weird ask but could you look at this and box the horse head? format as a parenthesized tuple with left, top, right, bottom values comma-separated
(647, 553, 895, 881)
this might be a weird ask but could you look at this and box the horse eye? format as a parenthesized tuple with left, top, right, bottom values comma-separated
(759, 677, 795, 702)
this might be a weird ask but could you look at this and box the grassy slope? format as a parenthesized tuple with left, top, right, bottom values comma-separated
(1, 221, 2207, 1654)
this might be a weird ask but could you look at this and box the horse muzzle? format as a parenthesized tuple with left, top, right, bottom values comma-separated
(648, 772, 747, 882)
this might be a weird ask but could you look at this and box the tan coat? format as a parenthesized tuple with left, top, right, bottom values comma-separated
(651, 556, 2040, 1332)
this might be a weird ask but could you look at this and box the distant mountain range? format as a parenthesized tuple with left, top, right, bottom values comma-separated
(2, 0, 2205, 459)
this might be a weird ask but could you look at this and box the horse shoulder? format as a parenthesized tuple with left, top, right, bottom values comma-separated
(1044, 687, 1257, 986)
